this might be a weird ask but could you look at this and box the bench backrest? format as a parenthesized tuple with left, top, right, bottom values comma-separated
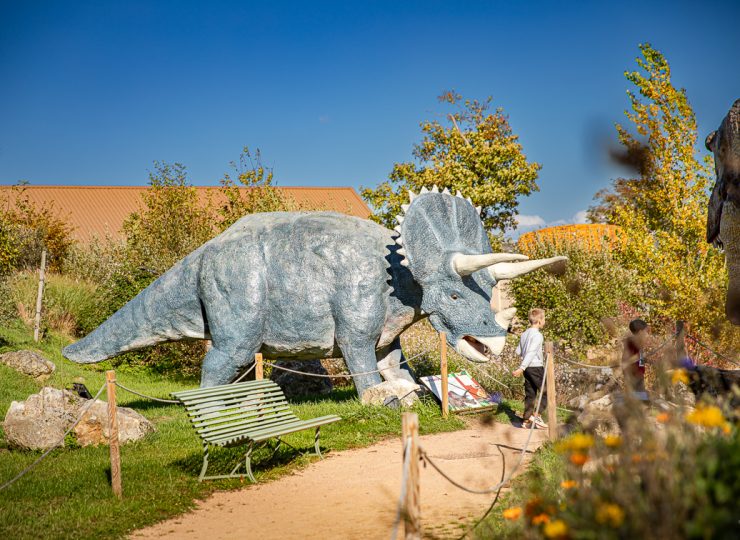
(172, 380, 297, 442)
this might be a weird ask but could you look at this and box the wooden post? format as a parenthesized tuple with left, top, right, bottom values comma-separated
(33, 249, 47, 342)
(440, 332, 448, 418)
(255, 353, 263, 380)
(544, 342, 557, 441)
(675, 320, 688, 366)
(401, 412, 421, 540)
(106, 370, 122, 499)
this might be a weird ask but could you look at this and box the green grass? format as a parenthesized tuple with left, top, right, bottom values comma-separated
(0, 320, 468, 539)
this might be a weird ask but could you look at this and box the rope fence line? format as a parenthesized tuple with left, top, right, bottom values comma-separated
(264, 347, 435, 379)
(114, 381, 180, 404)
(0, 382, 107, 493)
(686, 335, 739, 367)
(418, 353, 548, 495)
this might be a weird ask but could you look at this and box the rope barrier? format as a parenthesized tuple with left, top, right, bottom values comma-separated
(0, 381, 107, 493)
(686, 335, 739, 367)
(265, 347, 435, 379)
(114, 381, 180, 404)
(417, 353, 549, 495)
(390, 437, 413, 540)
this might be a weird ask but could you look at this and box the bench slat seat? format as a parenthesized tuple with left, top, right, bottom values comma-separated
(173, 380, 341, 482)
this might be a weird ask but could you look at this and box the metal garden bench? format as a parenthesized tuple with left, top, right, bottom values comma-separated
(172, 379, 341, 482)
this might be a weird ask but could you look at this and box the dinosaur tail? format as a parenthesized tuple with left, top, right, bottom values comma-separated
(63, 260, 206, 363)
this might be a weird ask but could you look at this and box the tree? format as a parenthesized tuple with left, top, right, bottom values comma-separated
(216, 147, 296, 230)
(362, 91, 541, 239)
(590, 44, 728, 340)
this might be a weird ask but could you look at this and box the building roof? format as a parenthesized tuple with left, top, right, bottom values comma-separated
(0, 185, 371, 242)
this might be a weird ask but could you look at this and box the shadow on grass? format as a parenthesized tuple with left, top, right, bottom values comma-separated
(286, 386, 358, 405)
(173, 440, 318, 480)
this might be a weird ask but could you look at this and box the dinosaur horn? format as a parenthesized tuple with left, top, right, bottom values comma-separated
(452, 253, 529, 276)
(487, 256, 568, 280)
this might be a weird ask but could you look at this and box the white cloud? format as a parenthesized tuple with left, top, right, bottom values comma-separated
(573, 210, 589, 224)
(515, 214, 546, 227)
(508, 209, 589, 239)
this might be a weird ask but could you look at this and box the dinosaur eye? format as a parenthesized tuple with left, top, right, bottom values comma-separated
(451, 293, 459, 300)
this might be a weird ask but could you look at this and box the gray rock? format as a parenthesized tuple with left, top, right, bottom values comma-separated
(0, 350, 55, 380)
(270, 359, 333, 400)
(3, 386, 155, 450)
(361, 380, 420, 407)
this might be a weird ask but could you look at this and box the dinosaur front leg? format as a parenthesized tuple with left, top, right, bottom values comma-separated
(336, 340, 383, 397)
(377, 338, 416, 384)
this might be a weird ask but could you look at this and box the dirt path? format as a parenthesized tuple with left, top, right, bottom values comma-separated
(131, 420, 547, 540)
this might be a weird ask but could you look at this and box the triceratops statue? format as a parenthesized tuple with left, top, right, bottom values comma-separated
(63, 187, 565, 396)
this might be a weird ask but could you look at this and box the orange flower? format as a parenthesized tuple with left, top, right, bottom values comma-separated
(569, 452, 588, 466)
(502, 507, 522, 520)
(560, 480, 577, 489)
(532, 513, 551, 525)
(722, 422, 732, 435)
(656, 412, 670, 423)
(631, 454, 642, 464)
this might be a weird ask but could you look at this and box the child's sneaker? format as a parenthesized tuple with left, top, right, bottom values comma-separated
(522, 416, 534, 429)
(532, 414, 548, 429)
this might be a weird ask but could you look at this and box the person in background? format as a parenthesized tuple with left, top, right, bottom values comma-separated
(513, 308, 548, 429)
(622, 318, 650, 399)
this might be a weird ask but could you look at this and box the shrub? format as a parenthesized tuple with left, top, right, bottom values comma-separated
(510, 239, 641, 352)
(9, 271, 102, 337)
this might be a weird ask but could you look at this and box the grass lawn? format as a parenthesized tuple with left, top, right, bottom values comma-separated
(0, 321, 478, 539)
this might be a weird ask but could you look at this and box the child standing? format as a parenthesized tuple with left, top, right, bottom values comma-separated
(513, 308, 548, 429)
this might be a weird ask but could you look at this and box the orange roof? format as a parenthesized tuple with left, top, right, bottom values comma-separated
(0, 185, 371, 242)
(518, 223, 621, 254)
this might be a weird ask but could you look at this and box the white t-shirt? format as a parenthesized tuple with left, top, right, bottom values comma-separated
(516, 327, 544, 370)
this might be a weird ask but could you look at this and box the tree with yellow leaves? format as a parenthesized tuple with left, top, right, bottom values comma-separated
(591, 44, 728, 340)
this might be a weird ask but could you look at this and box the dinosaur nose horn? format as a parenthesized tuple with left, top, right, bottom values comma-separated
(487, 256, 568, 280)
(452, 253, 529, 276)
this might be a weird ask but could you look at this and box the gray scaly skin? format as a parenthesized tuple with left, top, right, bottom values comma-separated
(63, 188, 565, 396)
(706, 98, 740, 325)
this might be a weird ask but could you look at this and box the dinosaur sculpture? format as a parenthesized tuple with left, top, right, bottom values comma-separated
(705, 98, 740, 325)
(63, 187, 565, 396)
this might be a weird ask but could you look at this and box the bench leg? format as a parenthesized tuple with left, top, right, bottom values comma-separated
(198, 443, 210, 482)
(244, 440, 256, 483)
(314, 427, 323, 459)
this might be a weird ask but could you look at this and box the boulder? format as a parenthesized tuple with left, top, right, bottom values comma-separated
(575, 392, 620, 437)
(0, 350, 55, 380)
(3, 387, 155, 450)
(361, 379, 420, 407)
(270, 359, 333, 399)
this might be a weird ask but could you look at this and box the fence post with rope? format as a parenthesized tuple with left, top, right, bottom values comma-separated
(255, 353, 263, 380)
(401, 412, 421, 540)
(106, 370, 122, 499)
(440, 333, 448, 418)
(544, 342, 558, 441)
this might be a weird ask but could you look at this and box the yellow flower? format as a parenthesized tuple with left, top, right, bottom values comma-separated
(656, 412, 670, 423)
(671, 369, 689, 385)
(596, 503, 625, 527)
(569, 452, 588, 466)
(502, 506, 522, 520)
(686, 405, 726, 428)
(604, 435, 622, 447)
(560, 480, 577, 489)
(543, 519, 569, 539)
(569, 433, 595, 451)
(532, 513, 550, 525)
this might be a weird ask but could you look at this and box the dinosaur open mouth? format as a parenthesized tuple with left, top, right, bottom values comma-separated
(462, 336, 489, 356)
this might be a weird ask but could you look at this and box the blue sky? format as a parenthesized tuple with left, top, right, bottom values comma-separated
(1, 1, 739, 236)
